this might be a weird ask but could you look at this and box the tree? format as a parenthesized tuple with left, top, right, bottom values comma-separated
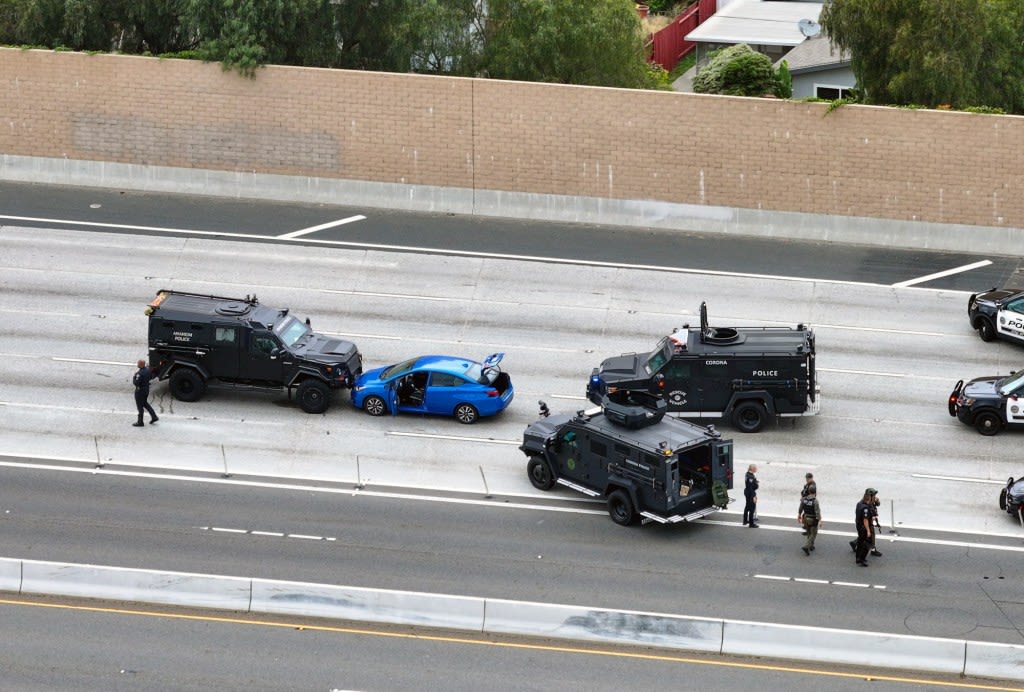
(692, 43, 776, 97)
(820, 0, 1024, 113)
(482, 0, 653, 88)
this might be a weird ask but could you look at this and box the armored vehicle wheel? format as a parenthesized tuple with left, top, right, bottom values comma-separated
(297, 380, 330, 414)
(732, 401, 767, 433)
(607, 489, 637, 526)
(975, 411, 1002, 436)
(168, 368, 205, 402)
(1000, 487, 1008, 511)
(527, 457, 555, 491)
(363, 395, 387, 416)
(454, 403, 479, 424)
(977, 318, 996, 342)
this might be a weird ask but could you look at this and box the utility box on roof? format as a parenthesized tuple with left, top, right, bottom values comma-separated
(145, 289, 362, 414)
(587, 302, 819, 433)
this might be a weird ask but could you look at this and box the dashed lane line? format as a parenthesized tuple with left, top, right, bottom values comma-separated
(277, 215, 366, 239)
(200, 526, 336, 541)
(755, 574, 885, 589)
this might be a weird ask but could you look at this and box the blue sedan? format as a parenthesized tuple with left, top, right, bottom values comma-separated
(351, 353, 513, 424)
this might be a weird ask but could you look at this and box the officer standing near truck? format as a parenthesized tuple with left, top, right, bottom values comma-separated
(743, 464, 759, 527)
(797, 489, 821, 555)
(854, 488, 876, 566)
(132, 359, 158, 427)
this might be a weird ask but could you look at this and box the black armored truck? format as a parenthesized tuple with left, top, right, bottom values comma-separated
(587, 303, 818, 433)
(521, 393, 733, 526)
(145, 289, 362, 414)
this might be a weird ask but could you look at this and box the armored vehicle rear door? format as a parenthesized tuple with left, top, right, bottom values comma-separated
(244, 330, 287, 383)
(207, 326, 241, 378)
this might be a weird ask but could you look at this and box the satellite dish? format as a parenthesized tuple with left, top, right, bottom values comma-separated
(798, 18, 821, 38)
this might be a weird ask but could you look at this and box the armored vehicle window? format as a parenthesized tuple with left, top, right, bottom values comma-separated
(663, 361, 691, 379)
(646, 339, 671, 374)
(215, 327, 236, 344)
(252, 335, 278, 355)
(275, 316, 312, 349)
(430, 373, 461, 387)
(591, 440, 607, 457)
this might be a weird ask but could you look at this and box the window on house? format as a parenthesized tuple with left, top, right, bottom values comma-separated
(816, 85, 854, 100)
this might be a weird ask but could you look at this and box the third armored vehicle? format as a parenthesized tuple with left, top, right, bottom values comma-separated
(587, 303, 818, 433)
(521, 393, 733, 526)
(146, 289, 362, 414)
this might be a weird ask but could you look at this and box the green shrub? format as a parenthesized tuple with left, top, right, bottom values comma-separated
(693, 44, 775, 96)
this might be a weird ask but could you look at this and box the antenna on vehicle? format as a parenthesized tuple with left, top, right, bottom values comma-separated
(798, 18, 821, 38)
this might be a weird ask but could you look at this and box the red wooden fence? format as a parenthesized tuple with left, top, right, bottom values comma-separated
(649, 0, 716, 72)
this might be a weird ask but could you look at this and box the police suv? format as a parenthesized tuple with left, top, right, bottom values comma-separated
(146, 289, 362, 413)
(521, 393, 733, 526)
(949, 367, 1024, 436)
(587, 303, 818, 433)
(968, 287, 1024, 345)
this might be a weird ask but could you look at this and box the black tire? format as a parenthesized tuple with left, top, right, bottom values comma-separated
(527, 457, 555, 491)
(977, 318, 996, 342)
(999, 487, 1008, 511)
(975, 410, 1002, 436)
(454, 403, 479, 424)
(732, 401, 767, 433)
(607, 489, 637, 526)
(363, 395, 387, 417)
(296, 379, 330, 414)
(168, 368, 205, 402)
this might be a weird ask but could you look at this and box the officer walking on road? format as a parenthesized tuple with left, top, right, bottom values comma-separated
(854, 488, 876, 566)
(801, 472, 816, 534)
(743, 464, 759, 528)
(849, 489, 884, 557)
(132, 359, 159, 427)
(798, 487, 821, 555)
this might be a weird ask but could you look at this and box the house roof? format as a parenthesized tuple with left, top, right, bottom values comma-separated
(684, 1, 825, 47)
(776, 35, 851, 72)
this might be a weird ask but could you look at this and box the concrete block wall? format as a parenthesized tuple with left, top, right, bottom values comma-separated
(1, 47, 1023, 232)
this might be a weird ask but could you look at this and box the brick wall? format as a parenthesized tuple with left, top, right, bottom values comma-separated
(2, 48, 1022, 229)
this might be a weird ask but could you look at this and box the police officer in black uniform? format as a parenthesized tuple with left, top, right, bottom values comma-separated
(854, 488, 876, 566)
(743, 464, 759, 527)
(132, 359, 158, 427)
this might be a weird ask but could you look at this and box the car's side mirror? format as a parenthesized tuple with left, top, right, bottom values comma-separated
(270, 348, 280, 359)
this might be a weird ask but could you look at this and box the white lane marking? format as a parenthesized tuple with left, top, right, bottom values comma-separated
(816, 324, 946, 337)
(912, 473, 1008, 485)
(0, 308, 80, 317)
(0, 402, 291, 427)
(323, 331, 402, 341)
(52, 357, 134, 366)
(891, 260, 993, 288)
(201, 527, 336, 541)
(322, 289, 455, 302)
(755, 574, 883, 589)
(387, 431, 520, 445)
(0, 214, 967, 290)
(819, 367, 904, 377)
(0, 459, 607, 516)
(278, 216, 366, 239)
(700, 518, 1024, 547)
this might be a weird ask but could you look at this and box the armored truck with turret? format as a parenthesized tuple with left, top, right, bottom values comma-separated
(587, 303, 818, 433)
(146, 289, 362, 414)
(521, 393, 733, 526)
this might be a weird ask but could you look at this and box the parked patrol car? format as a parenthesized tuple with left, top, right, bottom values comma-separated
(968, 287, 1024, 345)
(521, 393, 733, 526)
(146, 289, 362, 413)
(587, 303, 818, 432)
(949, 368, 1024, 435)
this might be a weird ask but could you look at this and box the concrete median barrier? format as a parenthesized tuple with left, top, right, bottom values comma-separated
(722, 619, 966, 674)
(19, 559, 252, 611)
(483, 598, 723, 652)
(250, 578, 486, 631)
(964, 640, 1024, 680)
(0, 557, 22, 592)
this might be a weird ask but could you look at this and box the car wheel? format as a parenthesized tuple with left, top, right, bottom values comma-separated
(999, 487, 1008, 511)
(527, 457, 555, 491)
(732, 401, 767, 433)
(454, 403, 479, 424)
(168, 368, 205, 402)
(363, 395, 387, 417)
(607, 489, 637, 526)
(975, 411, 1002, 436)
(297, 380, 330, 414)
(977, 318, 996, 342)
